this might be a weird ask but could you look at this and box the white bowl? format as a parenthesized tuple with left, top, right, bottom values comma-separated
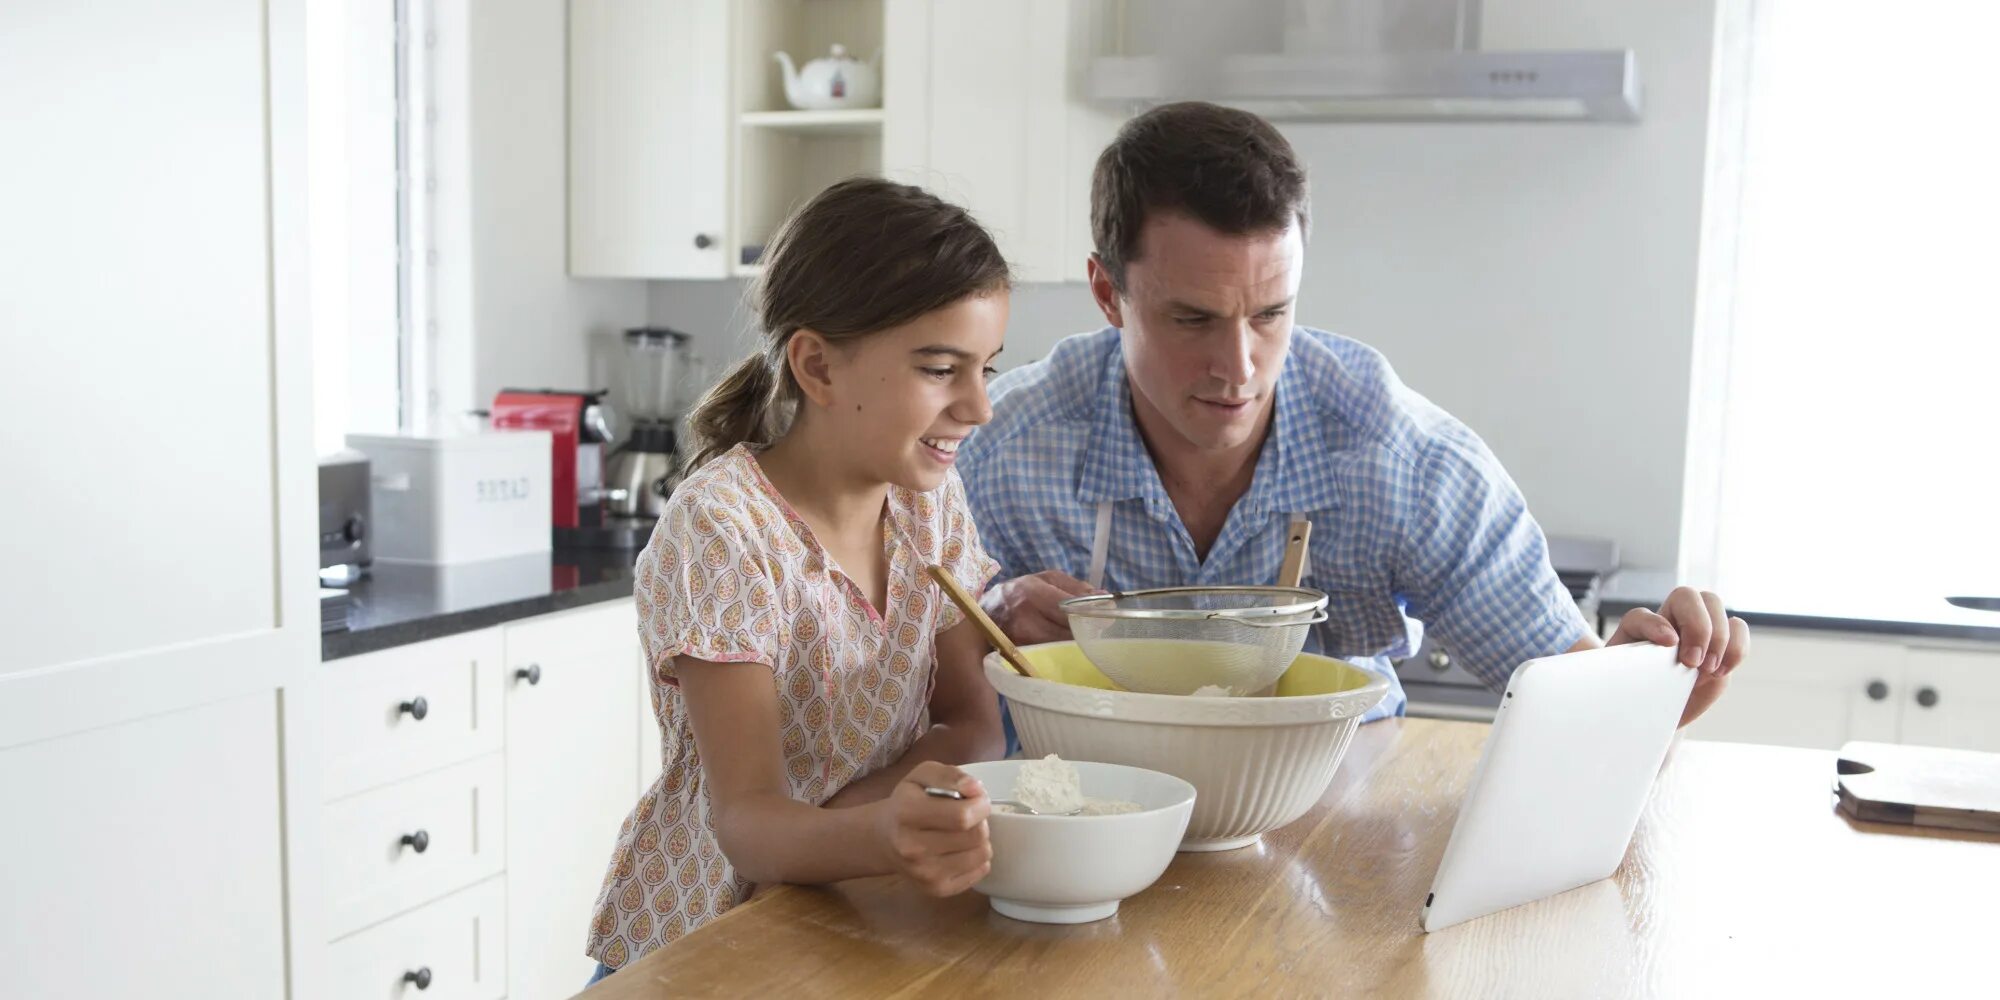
(959, 759, 1194, 924)
(986, 642, 1390, 852)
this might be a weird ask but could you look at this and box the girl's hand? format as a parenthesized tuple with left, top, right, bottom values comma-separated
(878, 762, 993, 896)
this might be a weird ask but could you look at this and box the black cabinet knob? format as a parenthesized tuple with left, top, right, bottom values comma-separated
(693, 232, 715, 249)
(1915, 686, 1939, 709)
(1865, 680, 1889, 701)
(399, 696, 429, 721)
(401, 829, 430, 854)
(516, 664, 542, 686)
(403, 966, 432, 990)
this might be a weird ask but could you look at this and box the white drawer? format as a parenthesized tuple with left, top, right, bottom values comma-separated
(324, 754, 507, 938)
(322, 629, 505, 798)
(327, 876, 506, 1000)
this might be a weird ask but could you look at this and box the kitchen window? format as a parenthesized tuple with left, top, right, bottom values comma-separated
(1680, 0, 2000, 607)
(309, 0, 436, 454)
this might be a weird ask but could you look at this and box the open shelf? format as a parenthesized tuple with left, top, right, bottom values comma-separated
(739, 108, 884, 137)
(731, 0, 887, 267)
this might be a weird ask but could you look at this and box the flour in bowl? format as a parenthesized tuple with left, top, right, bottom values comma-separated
(1001, 754, 1142, 816)
(1074, 798, 1143, 816)
(1012, 754, 1085, 814)
(1190, 684, 1236, 698)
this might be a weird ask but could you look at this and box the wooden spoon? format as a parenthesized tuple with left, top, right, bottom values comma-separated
(927, 564, 1038, 679)
(1251, 520, 1314, 698)
(1278, 519, 1312, 589)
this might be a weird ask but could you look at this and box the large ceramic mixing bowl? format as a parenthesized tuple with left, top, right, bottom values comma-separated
(986, 642, 1389, 851)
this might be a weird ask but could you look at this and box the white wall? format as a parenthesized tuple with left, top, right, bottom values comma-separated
(1293, 0, 1721, 571)
(459, 0, 647, 411)
(645, 0, 1721, 571)
(642, 279, 759, 378)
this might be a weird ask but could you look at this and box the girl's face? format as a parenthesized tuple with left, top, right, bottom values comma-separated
(814, 291, 1008, 493)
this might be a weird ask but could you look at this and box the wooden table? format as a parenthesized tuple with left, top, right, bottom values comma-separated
(580, 719, 1998, 998)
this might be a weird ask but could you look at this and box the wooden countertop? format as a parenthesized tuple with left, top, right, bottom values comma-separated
(580, 719, 1997, 998)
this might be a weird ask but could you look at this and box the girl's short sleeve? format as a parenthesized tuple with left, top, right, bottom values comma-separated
(634, 494, 784, 682)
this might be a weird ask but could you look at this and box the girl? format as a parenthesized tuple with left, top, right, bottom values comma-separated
(584, 178, 1011, 981)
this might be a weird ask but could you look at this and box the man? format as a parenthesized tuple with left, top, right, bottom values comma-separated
(958, 102, 1746, 728)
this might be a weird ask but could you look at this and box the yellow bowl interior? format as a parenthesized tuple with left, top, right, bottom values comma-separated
(1016, 642, 1379, 697)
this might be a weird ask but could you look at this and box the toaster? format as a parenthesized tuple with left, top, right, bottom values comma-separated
(318, 450, 372, 582)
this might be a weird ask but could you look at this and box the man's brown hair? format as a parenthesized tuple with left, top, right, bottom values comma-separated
(1090, 101, 1311, 293)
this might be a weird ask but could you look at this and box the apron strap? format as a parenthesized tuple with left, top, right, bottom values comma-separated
(1288, 512, 1312, 581)
(1087, 501, 1114, 591)
(1089, 504, 1308, 590)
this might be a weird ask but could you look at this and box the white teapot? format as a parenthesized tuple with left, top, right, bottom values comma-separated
(773, 44, 880, 111)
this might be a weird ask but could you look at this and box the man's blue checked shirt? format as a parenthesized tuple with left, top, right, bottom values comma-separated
(957, 326, 1591, 724)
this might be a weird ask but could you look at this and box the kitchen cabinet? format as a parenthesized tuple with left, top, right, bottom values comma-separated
(310, 602, 644, 1000)
(322, 755, 508, 939)
(325, 876, 507, 1000)
(0, 694, 289, 1000)
(318, 627, 507, 799)
(1899, 645, 2000, 752)
(731, 0, 890, 277)
(0, 0, 316, 997)
(1683, 630, 1902, 749)
(571, 0, 891, 280)
(569, 0, 732, 278)
(503, 602, 643, 1000)
(1684, 628, 2000, 752)
(316, 637, 511, 993)
(568, 0, 1124, 282)
(882, 0, 1120, 282)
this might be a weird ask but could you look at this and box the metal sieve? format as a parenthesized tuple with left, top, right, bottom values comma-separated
(1059, 586, 1330, 695)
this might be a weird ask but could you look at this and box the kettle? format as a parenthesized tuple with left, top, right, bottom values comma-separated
(773, 44, 880, 110)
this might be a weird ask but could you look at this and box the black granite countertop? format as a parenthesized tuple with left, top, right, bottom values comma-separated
(1600, 570, 2000, 643)
(321, 549, 639, 661)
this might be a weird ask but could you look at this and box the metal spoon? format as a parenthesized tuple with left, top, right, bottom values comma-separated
(921, 784, 1080, 816)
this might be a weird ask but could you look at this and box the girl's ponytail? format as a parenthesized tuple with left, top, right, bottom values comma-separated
(684, 351, 781, 473)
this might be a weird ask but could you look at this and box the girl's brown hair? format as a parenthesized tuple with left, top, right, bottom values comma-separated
(684, 177, 1011, 472)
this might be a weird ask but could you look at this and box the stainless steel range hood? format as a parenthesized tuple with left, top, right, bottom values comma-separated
(1085, 0, 1642, 124)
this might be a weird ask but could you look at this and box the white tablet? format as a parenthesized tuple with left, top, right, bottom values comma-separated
(1420, 641, 1696, 933)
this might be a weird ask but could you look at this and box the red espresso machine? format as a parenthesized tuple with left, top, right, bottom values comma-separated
(490, 388, 649, 550)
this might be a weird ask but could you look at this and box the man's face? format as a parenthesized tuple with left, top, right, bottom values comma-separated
(1090, 211, 1303, 457)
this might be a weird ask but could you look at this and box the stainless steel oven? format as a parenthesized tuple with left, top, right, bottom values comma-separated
(1395, 535, 1617, 722)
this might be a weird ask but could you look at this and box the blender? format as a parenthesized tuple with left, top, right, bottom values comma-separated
(607, 327, 701, 520)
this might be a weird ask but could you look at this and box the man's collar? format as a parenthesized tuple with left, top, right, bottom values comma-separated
(1077, 345, 1160, 504)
